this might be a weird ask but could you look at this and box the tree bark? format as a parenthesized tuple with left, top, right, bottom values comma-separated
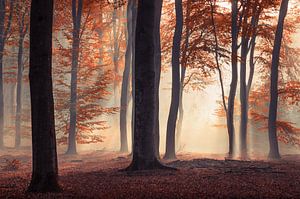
(240, 33, 249, 159)
(131, 0, 137, 152)
(15, 6, 29, 148)
(164, 0, 183, 160)
(27, 0, 60, 192)
(126, 0, 166, 170)
(226, 0, 239, 158)
(153, 0, 163, 159)
(66, 0, 83, 155)
(268, 0, 289, 160)
(120, 0, 133, 153)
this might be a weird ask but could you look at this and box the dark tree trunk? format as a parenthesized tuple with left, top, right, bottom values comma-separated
(131, 0, 137, 152)
(27, 0, 60, 192)
(268, 0, 289, 159)
(240, 34, 249, 159)
(66, 0, 83, 155)
(153, 0, 163, 159)
(0, 0, 14, 149)
(226, 0, 239, 158)
(164, 0, 183, 160)
(120, 0, 134, 153)
(126, 0, 166, 170)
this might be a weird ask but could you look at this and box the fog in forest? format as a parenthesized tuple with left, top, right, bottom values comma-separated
(0, 0, 299, 159)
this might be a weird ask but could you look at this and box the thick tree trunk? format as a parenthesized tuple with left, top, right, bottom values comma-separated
(126, 0, 166, 170)
(226, 0, 238, 158)
(66, 0, 83, 155)
(120, 0, 134, 153)
(27, 0, 60, 192)
(15, 34, 25, 148)
(164, 0, 183, 160)
(268, 0, 289, 159)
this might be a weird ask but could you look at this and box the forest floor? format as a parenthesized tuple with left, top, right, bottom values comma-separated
(1, 149, 300, 199)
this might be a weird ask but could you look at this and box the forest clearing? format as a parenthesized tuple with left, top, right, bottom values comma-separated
(1, 150, 300, 198)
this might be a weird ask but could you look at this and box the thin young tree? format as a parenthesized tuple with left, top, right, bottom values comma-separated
(15, 1, 29, 148)
(226, 0, 239, 158)
(27, 0, 60, 192)
(66, 0, 83, 155)
(268, 0, 289, 159)
(119, 0, 133, 153)
(164, 0, 183, 160)
(0, 0, 14, 149)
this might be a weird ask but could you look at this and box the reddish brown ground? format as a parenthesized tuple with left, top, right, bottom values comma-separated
(1, 149, 300, 199)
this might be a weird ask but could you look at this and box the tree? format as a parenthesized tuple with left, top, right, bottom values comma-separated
(119, 0, 133, 153)
(66, 0, 83, 154)
(268, 0, 289, 159)
(164, 0, 183, 160)
(15, 0, 29, 148)
(126, 0, 167, 170)
(53, 0, 117, 150)
(0, 0, 14, 149)
(226, 0, 239, 158)
(27, 0, 60, 192)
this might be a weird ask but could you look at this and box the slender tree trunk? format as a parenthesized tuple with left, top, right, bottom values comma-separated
(0, 0, 5, 149)
(27, 0, 60, 192)
(268, 0, 289, 159)
(67, 0, 83, 155)
(153, 0, 163, 159)
(210, 0, 227, 124)
(126, 0, 167, 170)
(240, 34, 249, 159)
(164, 0, 183, 160)
(226, 0, 239, 158)
(15, 34, 25, 148)
(0, 0, 14, 149)
(131, 0, 137, 152)
(112, 3, 119, 106)
(120, 0, 134, 153)
(176, 0, 191, 150)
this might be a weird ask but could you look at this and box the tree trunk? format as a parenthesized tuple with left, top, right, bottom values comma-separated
(153, 0, 163, 159)
(164, 0, 183, 160)
(66, 0, 83, 155)
(131, 0, 137, 152)
(112, 2, 119, 106)
(268, 0, 289, 159)
(226, 0, 238, 158)
(15, 34, 25, 148)
(240, 34, 249, 159)
(27, 0, 60, 192)
(0, 0, 5, 149)
(0, 0, 14, 149)
(120, 0, 133, 153)
(126, 0, 166, 170)
(176, 0, 191, 151)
